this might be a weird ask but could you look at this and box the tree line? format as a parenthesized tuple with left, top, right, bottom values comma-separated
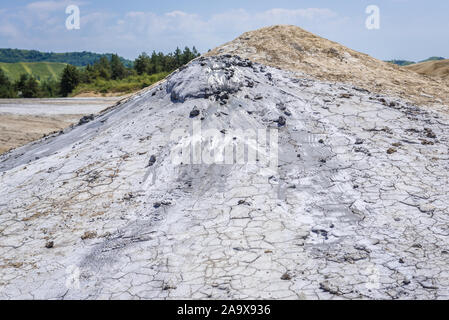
(0, 49, 133, 67)
(0, 46, 200, 98)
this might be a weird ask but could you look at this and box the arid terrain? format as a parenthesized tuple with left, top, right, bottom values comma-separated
(0, 25, 448, 300)
(406, 59, 449, 80)
(0, 98, 124, 154)
(207, 25, 449, 107)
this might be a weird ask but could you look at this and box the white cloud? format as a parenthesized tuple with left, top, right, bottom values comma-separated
(0, 23, 21, 38)
(165, 11, 188, 18)
(0, 6, 340, 58)
(26, 0, 85, 12)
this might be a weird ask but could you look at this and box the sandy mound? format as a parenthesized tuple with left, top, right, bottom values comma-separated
(206, 25, 449, 107)
(406, 59, 449, 80)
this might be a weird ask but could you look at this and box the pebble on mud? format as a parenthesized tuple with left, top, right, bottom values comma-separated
(281, 273, 292, 281)
(387, 148, 397, 154)
(81, 231, 97, 240)
(148, 155, 157, 167)
(189, 107, 200, 118)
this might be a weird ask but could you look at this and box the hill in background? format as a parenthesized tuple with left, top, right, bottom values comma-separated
(406, 59, 449, 80)
(385, 59, 415, 66)
(0, 49, 132, 67)
(419, 56, 445, 63)
(0, 62, 67, 82)
(386, 57, 445, 66)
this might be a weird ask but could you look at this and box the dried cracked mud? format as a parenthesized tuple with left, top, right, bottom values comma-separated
(0, 56, 448, 299)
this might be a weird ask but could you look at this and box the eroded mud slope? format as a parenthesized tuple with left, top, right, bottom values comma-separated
(0, 56, 448, 299)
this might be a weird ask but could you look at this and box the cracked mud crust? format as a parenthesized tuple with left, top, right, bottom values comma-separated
(0, 55, 448, 300)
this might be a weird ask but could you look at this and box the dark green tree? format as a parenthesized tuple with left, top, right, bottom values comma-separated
(92, 56, 111, 80)
(181, 47, 193, 65)
(110, 54, 127, 80)
(60, 65, 80, 97)
(134, 52, 151, 75)
(40, 79, 60, 97)
(14, 74, 39, 98)
(0, 68, 15, 98)
(174, 47, 182, 68)
(192, 46, 200, 58)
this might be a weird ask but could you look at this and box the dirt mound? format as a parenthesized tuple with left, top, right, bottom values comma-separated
(206, 25, 449, 107)
(406, 59, 449, 80)
(1, 55, 449, 299)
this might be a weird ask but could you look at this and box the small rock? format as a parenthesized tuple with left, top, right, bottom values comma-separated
(189, 107, 200, 118)
(386, 148, 397, 154)
(81, 231, 97, 240)
(355, 138, 364, 145)
(281, 273, 292, 281)
(389, 102, 397, 107)
(45, 241, 54, 249)
(123, 193, 135, 201)
(421, 139, 434, 145)
(148, 155, 157, 167)
(78, 114, 94, 125)
(153, 202, 162, 209)
(419, 204, 435, 213)
(277, 116, 286, 127)
(424, 128, 437, 139)
(319, 281, 339, 295)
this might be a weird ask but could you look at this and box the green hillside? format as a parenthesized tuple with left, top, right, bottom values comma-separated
(0, 49, 133, 67)
(419, 56, 445, 63)
(0, 62, 67, 82)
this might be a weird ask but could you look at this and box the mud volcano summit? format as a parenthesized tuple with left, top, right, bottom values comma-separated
(1, 25, 448, 300)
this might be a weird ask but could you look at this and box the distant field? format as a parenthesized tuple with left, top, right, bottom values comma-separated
(0, 97, 122, 154)
(0, 62, 66, 82)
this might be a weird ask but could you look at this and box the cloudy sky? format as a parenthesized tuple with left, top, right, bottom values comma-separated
(0, 0, 448, 61)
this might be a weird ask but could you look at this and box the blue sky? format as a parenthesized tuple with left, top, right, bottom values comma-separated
(1, 0, 448, 61)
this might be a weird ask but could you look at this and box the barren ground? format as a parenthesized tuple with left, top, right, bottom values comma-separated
(206, 25, 449, 107)
(405, 59, 449, 80)
(0, 98, 123, 154)
(1, 56, 448, 299)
